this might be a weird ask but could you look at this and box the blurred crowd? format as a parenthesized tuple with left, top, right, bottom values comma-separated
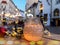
(0, 18, 24, 38)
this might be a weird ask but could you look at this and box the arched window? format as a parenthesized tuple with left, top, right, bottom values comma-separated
(54, 8, 59, 16)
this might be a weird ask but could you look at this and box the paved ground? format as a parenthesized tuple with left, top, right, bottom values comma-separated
(43, 28, 60, 45)
(46, 26, 60, 34)
(43, 33, 60, 41)
(43, 26, 60, 41)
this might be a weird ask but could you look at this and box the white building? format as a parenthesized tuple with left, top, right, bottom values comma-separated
(0, 0, 24, 19)
(26, 0, 38, 17)
(39, 0, 60, 26)
(26, 0, 60, 26)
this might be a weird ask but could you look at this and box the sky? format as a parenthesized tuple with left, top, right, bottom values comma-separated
(12, 0, 26, 11)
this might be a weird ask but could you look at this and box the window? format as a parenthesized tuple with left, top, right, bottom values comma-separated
(54, 9, 59, 16)
(44, 14, 48, 21)
(56, 0, 60, 4)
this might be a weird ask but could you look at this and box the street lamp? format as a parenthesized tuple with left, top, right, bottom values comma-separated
(39, 3, 44, 18)
(27, 13, 33, 18)
(25, 12, 27, 14)
(15, 9, 18, 11)
(5, 13, 10, 17)
(28, 10, 31, 13)
(39, 3, 44, 26)
(39, 3, 43, 16)
(25, 11, 27, 19)
(25, 10, 31, 19)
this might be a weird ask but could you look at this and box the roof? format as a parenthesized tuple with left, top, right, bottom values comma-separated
(26, 3, 38, 11)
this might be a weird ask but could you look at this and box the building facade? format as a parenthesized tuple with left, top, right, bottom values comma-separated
(41, 0, 60, 26)
(26, 0, 60, 26)
(51, 0, 60, 26)
(25, 0, 38, 17)
(0, 0, 24, 20)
